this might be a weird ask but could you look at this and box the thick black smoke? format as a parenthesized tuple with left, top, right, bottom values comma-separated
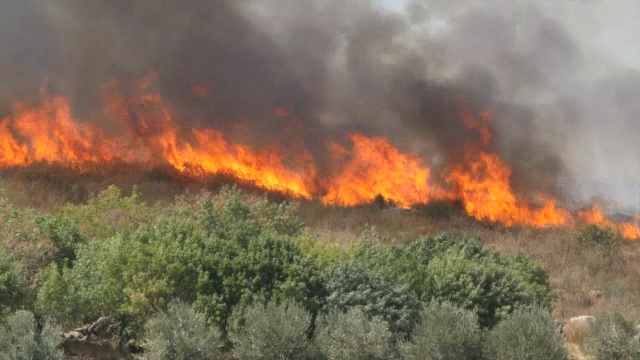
(2, 0, 640, 209)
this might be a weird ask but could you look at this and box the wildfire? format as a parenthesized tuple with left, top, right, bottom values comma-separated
(321, 133, 443, 208)
(446, 151, 570, 227)
(0, 76, 638, 239)
(578, 204, 640, 240)
(2, 92, 127, 169)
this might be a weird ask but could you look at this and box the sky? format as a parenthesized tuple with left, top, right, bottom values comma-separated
(373, 0, 640, 210)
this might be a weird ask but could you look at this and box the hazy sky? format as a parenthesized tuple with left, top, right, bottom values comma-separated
(379, 0, 640, 70)
(373, 0, 640, 209)
(2, 0, 640, 209)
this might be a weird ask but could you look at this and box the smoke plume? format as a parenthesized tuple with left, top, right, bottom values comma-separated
(2, 0, 640, 209)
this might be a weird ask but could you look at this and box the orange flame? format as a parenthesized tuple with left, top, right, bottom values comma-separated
(322, 133, 443, 208)
(578, 204, 640, 240)
(0, 118, 28, 167)
(446, 151, 570, 227)
(3, 91, 129, 169)
(1, 77, 639, 239)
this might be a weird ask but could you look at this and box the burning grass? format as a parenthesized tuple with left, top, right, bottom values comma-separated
(2, 76, 639, 239)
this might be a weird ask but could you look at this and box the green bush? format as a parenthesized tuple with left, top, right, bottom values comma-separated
(577, 225, 621, 255)
(426, 250, 551, 327)
(0, 206, 56, 282)
(139, 301, 223, 360)
(314, 309, 393, 360)
(323, 263, 420, 336)
(229, 300, 318, 360)
(0, 247, 30, 316)
(36, 214, 86, 270)
(354, 234, 554, 327)
(484, 307, 566, 360)
(36, 235, 128, 326)
(0, 310, 63, 360)
(37, 188, 324, 335)
(400, 302, 482, 360)
(57, 185, 154, 240)
(584, 311, 640, 360)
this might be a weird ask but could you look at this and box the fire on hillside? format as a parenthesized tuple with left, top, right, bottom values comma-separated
(1, 75, 638, 239)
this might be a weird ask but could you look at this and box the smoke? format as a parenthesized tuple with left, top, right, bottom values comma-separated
(2, 0, 640, 209)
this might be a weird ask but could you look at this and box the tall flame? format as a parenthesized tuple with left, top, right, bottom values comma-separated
(0, 76, 638, 240)
(322, 133, 443, 208)
(447, 151, 570, 227)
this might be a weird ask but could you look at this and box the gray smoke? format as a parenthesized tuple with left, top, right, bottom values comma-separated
(1, 0, 640, 209)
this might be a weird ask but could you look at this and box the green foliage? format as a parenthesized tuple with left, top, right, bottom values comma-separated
(0, 205, 55, 282)
(426, 250, 550, 327)
(35, 214, 86, 270)
(139, 301, 223, 360)
(295, 232, 352, 271)
(37, 187, 324, 335)
(36, 235, 128, 326)
(584, 311, 640, 360)
(400, 302, 482, 360)
(577, 224, 621, 255)
(0, 310, 63, 360)
(484, 307, 567, 360)
(353, 233, 554, 327)
(323, 263, 420, 336)
(314, 309, 393, 360)
(26, 185, 561, 358)
(57, 185, 153, 240)
(229, 300, 318, 360)
(0, 247, 30, 316)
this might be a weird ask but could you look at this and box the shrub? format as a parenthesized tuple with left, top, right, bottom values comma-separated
(37, 188, 324, 335)
(400, 302, 482, 360)
(0, 310, 63, 360)
(323, 263, 420, 336)
(57, 185, 154, 240)
(484, 307, 567, 360)
(576, 224, 621, 255)
(139, 302, 223, 360)
(426, 250, 551, 328)
(315, 309, 393, 360)
(584, 311, 640, 360)
(36, 214, 86, 270)
(352, 232, 462, 295)
(353, 233, 554, 328)
(0, 206, 56, 282)
(0, 246, 30, 316)
(229, 300, 318, 360)
(36, 236, 128, 326)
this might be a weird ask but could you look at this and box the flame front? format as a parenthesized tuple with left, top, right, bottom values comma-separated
(578, 204, 640, 239)
(447, 151, 570, 227)
(1, 77, 638, 240)
(322, 133, 441, 208)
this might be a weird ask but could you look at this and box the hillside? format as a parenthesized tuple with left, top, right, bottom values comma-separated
(1, 174, 639, 359)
